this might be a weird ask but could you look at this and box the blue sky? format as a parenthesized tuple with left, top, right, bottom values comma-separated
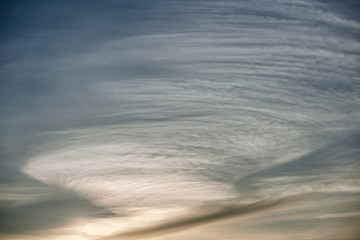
(0, 1, 359, 239)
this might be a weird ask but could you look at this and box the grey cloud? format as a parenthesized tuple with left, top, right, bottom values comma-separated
(235, 132, 360, 196)
(0, 184, 114, 238)
(247, 192, 360, 240)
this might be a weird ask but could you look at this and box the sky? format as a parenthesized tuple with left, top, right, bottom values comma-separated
(0, 0, 359, 239)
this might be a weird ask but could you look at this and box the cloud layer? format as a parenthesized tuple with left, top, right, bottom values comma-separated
(1, 0, 359, 239)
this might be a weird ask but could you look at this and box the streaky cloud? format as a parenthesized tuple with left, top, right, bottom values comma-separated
(99, 193, 318, 239)
(235, 132, 360, 196)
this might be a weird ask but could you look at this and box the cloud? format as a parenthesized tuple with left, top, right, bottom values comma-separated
(1, 0, 359, 239)
(235, 132, 360, 197)
(99, 193, 317, 240)
(0, 183, 114, 238)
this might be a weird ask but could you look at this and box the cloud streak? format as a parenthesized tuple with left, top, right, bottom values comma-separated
(100, 193, 317, 240)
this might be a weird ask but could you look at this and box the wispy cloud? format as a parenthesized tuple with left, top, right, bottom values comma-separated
(1, 0, 359, 239)
(99, 193, 317, 239)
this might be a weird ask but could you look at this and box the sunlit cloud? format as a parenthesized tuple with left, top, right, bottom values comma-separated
(99, 193, 317, 239)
